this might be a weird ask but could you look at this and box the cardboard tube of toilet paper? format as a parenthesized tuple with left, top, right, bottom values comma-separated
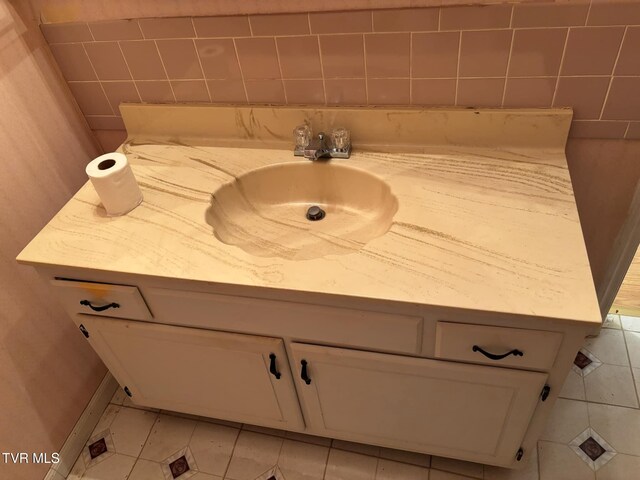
(86, 152, 143, 216)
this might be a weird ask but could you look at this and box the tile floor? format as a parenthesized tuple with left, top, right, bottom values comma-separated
(62, 314, 640, 480)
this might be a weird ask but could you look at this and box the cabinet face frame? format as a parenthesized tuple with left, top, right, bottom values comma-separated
(290, 342, 548, 467)
(73, 314, 304, 430)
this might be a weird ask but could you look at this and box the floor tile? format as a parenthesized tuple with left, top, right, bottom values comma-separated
(277, 439, 329, 480)
(324, 448, 377, 480)
(568, 428, 616, 471)
(139, 414, 197, 462)
(583, 330, 629, 366)
(331, 439, 380, 457)
(429, 469, 477, 480)
(189, 421, 239, 477)
(430, 456, 483, 478)
(484, 445, 538, 479)
(225, 430, 283, 480)
(620, 315, 640, 332)
(573, 349, 602, 377)
(624, 330, 640, 368)
(128, 458, 164, 479)
(603, 314, 622, 330)
(538, 441, 595, 480)
(633, 368, 640, 401)
(584, 364, 639, 407)
(587, 403, 640, 456)
(559, 370, 586, 400)
(92, 404, 120, 435)
(595, 453, 640, 480)
(540, 398, 590, 443)
(109, 406, 158, 457)
(379, 447, 430, 467)
(375, 458, 429, 480)
(161, 446, 198, 480)
(284, 431, 332, 447)
(68, 453, 137, 480)
(111, 388, 127, 405)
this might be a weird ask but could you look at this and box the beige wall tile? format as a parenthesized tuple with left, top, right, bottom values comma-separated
(365, 33, 410, 78)
(85, 116, 125, 130)
(226, 431, 283, 480)
(84, 42, 131, 80)
(325, 78, 366, 105)
(512, 3, 589, 28)
(588, 402, 640, 456)
(244, 79, 285, 103)
(41, 22, 92, 43)
(440, 5, 511, 30)
(553, 76, 610, 120)
(139, 17, 195, 39)
(102, 81, 141, 114)
(309, 10, 372, 34)
(250, 13, 309, 36)
(50, 43, 96, 81)
(411, 79, 456, 106)
(616, 27, 640, 75)
(195, 39, 242, 79)
(570, 121, 630, 139)
(538, 442, 595, 480)
(503, 78, 555, 108)
(120, 40, 167, 80)
(89, 20, 142, 41)
(284, 79, 325, 104)
(459, 30, 511, 78)
(588, 2, 640, 26)
(627, 123, 640, 139)
(171, 80, 210, 102)
(157, 39, 204, 79)
(372, 8, 438, 32)
(68, 82, 112, 114)
(367, 78, 410, 105)
(235, 37, 281, 79)
(193, 16, 250, 38)
(277, 36, 322, 79)
(136, 81, 174, 102)
(412, 32, 459, 78)
(603, 77, 640, 121)
(561, 27, 625, 76)
(94, 129, 127, 152)
(457, 78, 505, 107)
(319, 34, 365, 78)
(207, 79, 247, 103)
(508, 29, 566, 77)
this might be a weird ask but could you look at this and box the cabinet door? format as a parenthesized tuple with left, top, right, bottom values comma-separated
(79, 316, 303, 429)
(290, 343, 547, 466)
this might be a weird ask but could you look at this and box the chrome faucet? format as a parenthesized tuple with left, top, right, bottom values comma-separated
(293, 126, 351, 160)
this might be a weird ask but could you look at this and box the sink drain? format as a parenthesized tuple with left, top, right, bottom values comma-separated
(306, 206, 325, 221)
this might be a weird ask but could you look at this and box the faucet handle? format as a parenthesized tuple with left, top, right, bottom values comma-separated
(293, 124, 312, 149)
(331, 127, 350, 150)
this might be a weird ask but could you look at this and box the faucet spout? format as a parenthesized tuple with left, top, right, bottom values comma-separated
(303, 132, 331, 160)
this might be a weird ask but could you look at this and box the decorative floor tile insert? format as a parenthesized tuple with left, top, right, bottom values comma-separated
(569, 427, 616, 471)
(572, 348, 602, 376)
(82, 429, 115, 468)
(256, 465, 285, 480)
(162, 447, 198, 480)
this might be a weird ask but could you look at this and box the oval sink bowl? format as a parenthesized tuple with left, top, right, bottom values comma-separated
(206, 162, 398, 260)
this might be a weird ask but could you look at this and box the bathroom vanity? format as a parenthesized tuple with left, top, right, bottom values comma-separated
(17, 105, 600, 469)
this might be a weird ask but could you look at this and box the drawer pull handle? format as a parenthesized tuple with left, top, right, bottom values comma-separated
(300, 360, 311, 385)
(269, 353, 281, 380)
(472, 345, 523, 361)
(80, 300, 120, 312)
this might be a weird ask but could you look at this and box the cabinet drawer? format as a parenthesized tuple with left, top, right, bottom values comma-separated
(50, 279, 152, 321)
(434, 322, 562, 371)
(146, 288, 422, 354)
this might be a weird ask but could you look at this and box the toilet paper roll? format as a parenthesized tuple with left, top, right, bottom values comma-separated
(86, 152, 143, 216)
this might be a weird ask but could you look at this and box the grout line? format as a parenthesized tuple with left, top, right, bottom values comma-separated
(501, 27, 515, 107)
(316, 34, 328, 106)
(362, 33, 369, 105)
(437, 7, 442, 31)
(190, 32, 213, 103)
(625, 122, 632, 139)
(86, 22, 95, 41)
(117, 40, 142, 102)
(247, 14, 254, 36)
(585, 0, 593, 26)
(508, 5, 514, 29)
(622, 329, 640, 408)
(551, 27, 571, 107)
(454, 31, 462, 105)
(80, 42, 115, 115)
(153, 40, 177, 102)
(232, 38, 251, 104)
(599, 25, 627, 120)
(222, 426, 242, 479)
(409, 32, 413, 105)
(273, 37, 288, 104)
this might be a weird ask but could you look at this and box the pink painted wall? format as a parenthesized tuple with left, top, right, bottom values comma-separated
(0, 1, 106, 478)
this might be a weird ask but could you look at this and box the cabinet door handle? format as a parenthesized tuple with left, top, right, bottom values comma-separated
(472, 345, 523, 361)
(300, 360, 311, 385)
(80, 300, 120, 312)
(269, 353, 281, 379)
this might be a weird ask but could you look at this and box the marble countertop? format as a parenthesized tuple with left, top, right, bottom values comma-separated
(17, 136, 600, 324)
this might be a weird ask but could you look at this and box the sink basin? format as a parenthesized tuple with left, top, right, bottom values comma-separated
(206, 162, 398, 260)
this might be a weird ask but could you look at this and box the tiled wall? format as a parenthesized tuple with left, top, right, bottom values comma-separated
(41, 2, 640, 142)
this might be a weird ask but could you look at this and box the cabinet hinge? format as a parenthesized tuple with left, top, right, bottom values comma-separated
(516, 448, 524, 461)
(124, 386, 132, 397)
(78, 324, 89, 338)
(540, 385, 551, 402)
